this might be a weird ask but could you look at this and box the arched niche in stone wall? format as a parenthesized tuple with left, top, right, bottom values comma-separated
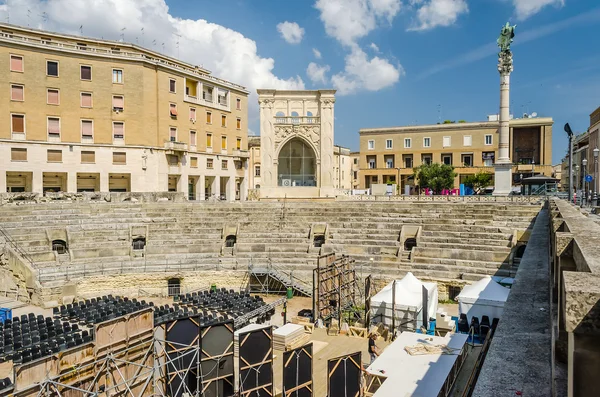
(276, 137, 318, 187)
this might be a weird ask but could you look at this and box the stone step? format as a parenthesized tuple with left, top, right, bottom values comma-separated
(413, 246, 509, 263)
(418, 235, 511, 247)
(417, 241, 512, 252)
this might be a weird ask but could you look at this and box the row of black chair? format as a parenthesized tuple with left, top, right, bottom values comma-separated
(457, 314, 499, 338)
(0, 377, 12, 391)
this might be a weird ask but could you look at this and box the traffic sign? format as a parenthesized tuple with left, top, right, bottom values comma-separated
(585, 175, 593, 183)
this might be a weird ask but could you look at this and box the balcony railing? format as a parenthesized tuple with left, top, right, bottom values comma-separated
(274, 116, 320, 125)
(233, 149, 250, 158)
(0, 30, 247, 91)
(164, 141, 188, 152)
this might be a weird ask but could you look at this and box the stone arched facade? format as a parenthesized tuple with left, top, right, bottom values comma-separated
(257, 89, 336, 198)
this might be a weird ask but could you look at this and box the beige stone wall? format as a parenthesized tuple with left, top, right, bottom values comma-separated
(38, 270, 247, 302)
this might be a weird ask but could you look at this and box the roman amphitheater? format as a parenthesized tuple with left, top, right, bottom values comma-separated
(0, 193, 598, 397)
(1, 194, 538, 303)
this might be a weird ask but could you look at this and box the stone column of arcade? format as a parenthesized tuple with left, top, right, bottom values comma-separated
(493, 23, 516, 196)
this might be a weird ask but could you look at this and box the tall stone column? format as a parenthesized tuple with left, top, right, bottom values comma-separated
(319, 92, 336, 197)
(494, 47, 514, 195)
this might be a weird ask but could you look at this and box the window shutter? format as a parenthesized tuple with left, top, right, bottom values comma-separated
(190, 157, 198, 168)
(47, 89, 59, 104)
(443, 136, 451, 147)
(170, 104, 178, 116)
(113, 122, 124, 138)
(48, 118, 60, 135)
(206, 112, 212, 123)
(10, 55, 23, 72)
(81, 66, 91, 80)
(463, 135, 472, 146)
(81, 121, 93, 137)
(81, 151, 95, 163)
(190, 131, 196, 145)
(207, 134, 212, 147)
(221, 136, 227, 149)
(81, 93, 92, 107)
(47, 149, 62, 162)
(11, 85, 23, 101)
(113, 96, 124, 109)
(190, 108, 196, 120)
(11, 148, 27, 161)
(12, 115, 24, 133)
(113, 152, 126, 164)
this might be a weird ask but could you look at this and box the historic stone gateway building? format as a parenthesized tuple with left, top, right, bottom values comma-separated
(257, 89, 336, 199)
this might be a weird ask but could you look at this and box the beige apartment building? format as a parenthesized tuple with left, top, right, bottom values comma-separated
(248, 136, 261, 189)
(0, 23, 249, 200)
(359, 116, 553, 191)
(350, 151, 360, 189)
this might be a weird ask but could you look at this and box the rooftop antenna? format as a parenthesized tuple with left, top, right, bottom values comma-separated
(141, 27, 144, 46)
(120, 27, 126, 42)
(39, 12, 48, 28)
(162, 42, 165, 52)
(174, 33, 181, 58)
(79, 25, 83, 35)
(437, 104, 441, 124)
(27, 8, 30, 26)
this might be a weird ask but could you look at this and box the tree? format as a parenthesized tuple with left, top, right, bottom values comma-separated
(463, 171, 493, 192)
(413, 163, 457, 194)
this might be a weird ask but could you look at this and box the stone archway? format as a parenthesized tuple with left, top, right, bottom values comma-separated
(277, 138, 317, 187)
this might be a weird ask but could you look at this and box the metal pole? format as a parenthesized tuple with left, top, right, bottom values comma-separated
(568, 134, 573, 202)
(391, 280, 396, 339)
(592, 154, 598, 206)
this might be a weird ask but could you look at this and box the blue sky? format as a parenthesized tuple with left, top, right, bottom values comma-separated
(2, 0, 599, 164)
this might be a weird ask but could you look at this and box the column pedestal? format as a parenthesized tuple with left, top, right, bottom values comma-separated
(493, 163, 512, 196)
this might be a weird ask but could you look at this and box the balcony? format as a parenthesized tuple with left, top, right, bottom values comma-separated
(274, 116, 320, 125)
(233, 149, 250, 158)
(164, 141, 188, 153)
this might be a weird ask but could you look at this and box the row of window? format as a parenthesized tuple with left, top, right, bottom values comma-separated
(9, 54, 242, 110)
(366, 152, 495, 169)
(10, 54, 123, 82)
(10, 147, 125, 164)
(368, 135, 494, 150)
(10, 147, 239, 170)
(8, 85, 242, 129)
(9, 114, 242, 149)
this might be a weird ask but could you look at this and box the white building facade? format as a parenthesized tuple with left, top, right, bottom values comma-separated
(257, 89, 336, 199)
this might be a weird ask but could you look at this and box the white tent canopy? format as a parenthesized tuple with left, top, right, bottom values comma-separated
(370, 272, 438, 332)
(457, 276, 510, 322)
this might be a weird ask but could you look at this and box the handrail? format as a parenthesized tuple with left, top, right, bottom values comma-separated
(0, 226, 36, 269)
(0, 30, 246, 91)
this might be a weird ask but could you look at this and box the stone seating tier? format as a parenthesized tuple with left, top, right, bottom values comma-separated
(0, 201, 540, 287)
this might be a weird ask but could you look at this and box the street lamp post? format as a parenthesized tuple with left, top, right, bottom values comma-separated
(583, 158, 588, 206)
(575, 165, 580, 204)
(594, 148, 599, 206)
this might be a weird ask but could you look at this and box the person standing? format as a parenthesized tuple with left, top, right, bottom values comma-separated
(368, 333, 379, 364)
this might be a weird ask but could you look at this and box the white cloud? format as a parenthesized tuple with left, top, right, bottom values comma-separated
(408, 0, 469, 31)
(315, 0, 402, 94)
(369, 42, 380, 53)
(276, 21, 305, 44)
(315, 0, 401, 46)
(307, 62, 331, 85)
(312, 48, 322, 59)
(0, 0, 304, 123)
(512, 0, 565, 20)
(331, 46, 402, 95)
